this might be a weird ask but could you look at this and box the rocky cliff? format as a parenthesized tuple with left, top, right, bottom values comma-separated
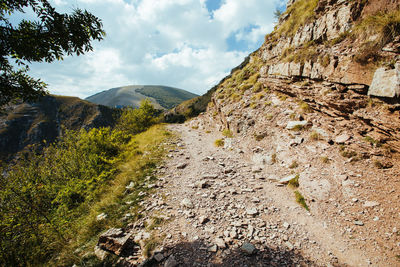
(187, 0, 400, 264)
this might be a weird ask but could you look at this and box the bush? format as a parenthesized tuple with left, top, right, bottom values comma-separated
(0, 100, 162, 265)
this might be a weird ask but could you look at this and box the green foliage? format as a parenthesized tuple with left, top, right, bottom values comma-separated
(288, 174, 300, 188)
(116, 99, 158, 135)
(294, 191, 309, 211)
(0, 101, 162, 265)
(0, 0, 105, 106)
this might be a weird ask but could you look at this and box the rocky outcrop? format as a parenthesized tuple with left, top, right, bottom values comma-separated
(0, 95, 117, 161)
(369, 64, 400, 98)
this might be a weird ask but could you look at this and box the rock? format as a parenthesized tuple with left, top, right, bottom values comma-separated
(279, 174, 297, 185)
(208, 244, 218, 252)
(154, 253, 164, 262)
(125, 182, 135, 190)
(97, 228, 133, 256)
(335, 134, 350, 144)
(241, 242, 256, 255)
(94, 245, 109, 261)
(246, 208, 259, 216)
(252, 166, 263, 173)
(285, 241, 294, 250)
(363, 201, 379, 208)
(354, 221, 364, 226)
(283, 222, 290, 229)
(368, 64, 400, 98)
(181, 198, 194, 209)
(215, 238, 226, 249)
(286, 121, 309, 130)
(199, 216, 209, 224)
(195, 180, 209, 188)
(164, 255, 178, 267)
(252, 153, 274, 165)
(176, 163, 188, 169)
(96, 213, 107, 221)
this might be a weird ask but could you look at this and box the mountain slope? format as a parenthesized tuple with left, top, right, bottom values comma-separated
(85, 85, 198, 109)
(0, 95, 117, 161)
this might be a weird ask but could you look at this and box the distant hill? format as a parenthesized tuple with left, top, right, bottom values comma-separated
(0, 95, 117, 161)
(85, 85, 198, 109)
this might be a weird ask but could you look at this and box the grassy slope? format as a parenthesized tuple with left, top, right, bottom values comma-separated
(55, 124, 175, 266)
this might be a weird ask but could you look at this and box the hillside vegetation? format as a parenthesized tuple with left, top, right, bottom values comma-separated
(0, 100, 174, 266)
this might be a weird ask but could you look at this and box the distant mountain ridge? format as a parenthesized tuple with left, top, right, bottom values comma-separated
(85, 85, 198, 109)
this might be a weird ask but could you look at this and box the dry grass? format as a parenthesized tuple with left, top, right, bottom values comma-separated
(275, 0, 319, 38)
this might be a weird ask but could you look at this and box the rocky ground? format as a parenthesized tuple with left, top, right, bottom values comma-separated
(96, 116, 399, 267)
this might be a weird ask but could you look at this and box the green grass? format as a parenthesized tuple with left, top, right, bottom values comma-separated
(215, 139, 224, 147)
(294, 191, 309, 211)
(363, 136, 382, 147)
(222, 129, 233, 138)
(353, 9, 400, 65)
(288, 174, 300, 188)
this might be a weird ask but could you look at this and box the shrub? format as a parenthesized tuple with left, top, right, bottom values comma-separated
(215, 139, 224, 147)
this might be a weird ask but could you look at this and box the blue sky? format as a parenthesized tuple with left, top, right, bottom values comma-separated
(17, 0, 287, 98)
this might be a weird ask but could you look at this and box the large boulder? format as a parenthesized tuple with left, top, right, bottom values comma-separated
(97, 228, 134, 256)
(368, 64, 400, 98)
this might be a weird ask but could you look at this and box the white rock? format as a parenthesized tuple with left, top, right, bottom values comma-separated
(363, 201, 379, 208)
(279, 174, 297, 185)
(335, 134, 350, 143)
(181, 198, 194, 209)
(286, 121, 309, 130)
(368, 64, 400, 98)
(246, 208, 258, 216)
(96, 213, 107, 221)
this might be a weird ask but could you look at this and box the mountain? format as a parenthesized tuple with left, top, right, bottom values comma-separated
(85, 85, 198, 109)
(0, 95, 117, 161)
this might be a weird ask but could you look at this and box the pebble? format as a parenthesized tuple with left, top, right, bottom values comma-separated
(241, 242, 256, 255)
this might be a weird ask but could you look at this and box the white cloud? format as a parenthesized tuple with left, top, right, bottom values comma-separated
(29, 0, 287, 98)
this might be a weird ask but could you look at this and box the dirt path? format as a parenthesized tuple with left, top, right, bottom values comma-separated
(142, 122, 374, 267)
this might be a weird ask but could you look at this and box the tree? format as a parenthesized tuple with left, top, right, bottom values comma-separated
(0, 0, 105, 106)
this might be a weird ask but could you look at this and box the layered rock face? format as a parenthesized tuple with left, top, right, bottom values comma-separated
(207, 0, 400, 149)
(191, 1, 400, 263)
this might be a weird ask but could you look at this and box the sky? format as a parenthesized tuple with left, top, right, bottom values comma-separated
(20, 0, 287, 98)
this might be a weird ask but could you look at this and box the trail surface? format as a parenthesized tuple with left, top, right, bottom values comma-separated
(142, 122, 374, 267)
